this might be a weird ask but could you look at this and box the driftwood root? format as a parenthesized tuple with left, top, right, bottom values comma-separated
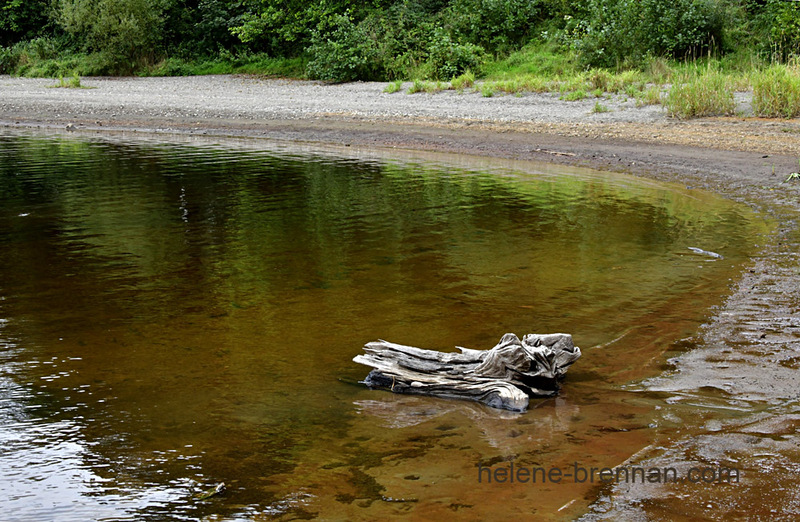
(353, 333, 581, 412)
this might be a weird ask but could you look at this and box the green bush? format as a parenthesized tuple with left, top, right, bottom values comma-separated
(54, 0, 167, 73)
(306, 13, 377, 82)
(356, 3, 440, 80)
(752, 66, 800, 118)
(0, 37, 69, 75)
(426, 27, 485, 80)
(231, 0, 360, 57)
(446, 0, 542, 53)
(575, 0, 731, 67)
(0, 47, 14, 74)
(0, 0, 53, 46)
(762, 0, 800, 61)
(150, 57, 195, 76)
(25, 37, 61, 61)
(162, 0, 247, 57)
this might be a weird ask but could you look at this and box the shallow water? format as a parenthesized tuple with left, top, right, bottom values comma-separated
(0, 133, 770, 520)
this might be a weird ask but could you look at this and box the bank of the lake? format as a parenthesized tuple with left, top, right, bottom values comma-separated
(2, 74, 800, 519)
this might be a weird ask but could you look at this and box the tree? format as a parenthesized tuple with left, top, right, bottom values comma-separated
(0, 0, 53, 46)
(55, 0, 169, 71)
(230, 0, 358, 55)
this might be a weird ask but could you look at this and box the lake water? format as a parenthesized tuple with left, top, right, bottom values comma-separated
(0, 133, 769, 520)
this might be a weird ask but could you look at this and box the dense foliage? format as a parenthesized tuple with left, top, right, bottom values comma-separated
(0, 0, 798, 79)
(568, 0, 731, 67)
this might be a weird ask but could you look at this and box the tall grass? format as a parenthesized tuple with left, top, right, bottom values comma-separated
(664, 68, 735, 118)
(407, 79, 445, 94)
(636, 85, 663, 106)
(383, 79, 404, 93)
(51, 72, 84, 88)
(483, 55, 652, 98)
(450, 70, 475, 90)
(752, 65, 800, 118)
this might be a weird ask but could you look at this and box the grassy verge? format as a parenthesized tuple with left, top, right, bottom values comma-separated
(471, 44, 800, 120)
(476, 47, 800, 120)
(5, 37, 800, 120)
(146, 55, 307, 78)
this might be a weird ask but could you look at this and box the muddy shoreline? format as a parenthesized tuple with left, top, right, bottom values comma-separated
(3, 75, 800, 518)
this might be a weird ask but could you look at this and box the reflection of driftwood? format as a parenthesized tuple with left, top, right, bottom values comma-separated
(353, 333, 581, 412)
(353, 396, 581, 452)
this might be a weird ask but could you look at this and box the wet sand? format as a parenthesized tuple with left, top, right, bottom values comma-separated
(2, 75, 800, 519)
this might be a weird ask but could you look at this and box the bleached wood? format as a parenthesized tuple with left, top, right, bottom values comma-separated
(353, 333, 581, 411)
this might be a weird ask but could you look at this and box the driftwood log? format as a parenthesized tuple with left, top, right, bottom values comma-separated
(353, 333, 581, 412)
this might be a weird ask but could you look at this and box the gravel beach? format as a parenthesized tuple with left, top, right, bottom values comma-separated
(2, 74, 800, 182)
(3, 74, 800, 519)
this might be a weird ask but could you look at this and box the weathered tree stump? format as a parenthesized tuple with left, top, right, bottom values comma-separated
(353, 333, 581, 412)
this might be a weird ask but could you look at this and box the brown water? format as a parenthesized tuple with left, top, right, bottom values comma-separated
(0, 133, 770, 520)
